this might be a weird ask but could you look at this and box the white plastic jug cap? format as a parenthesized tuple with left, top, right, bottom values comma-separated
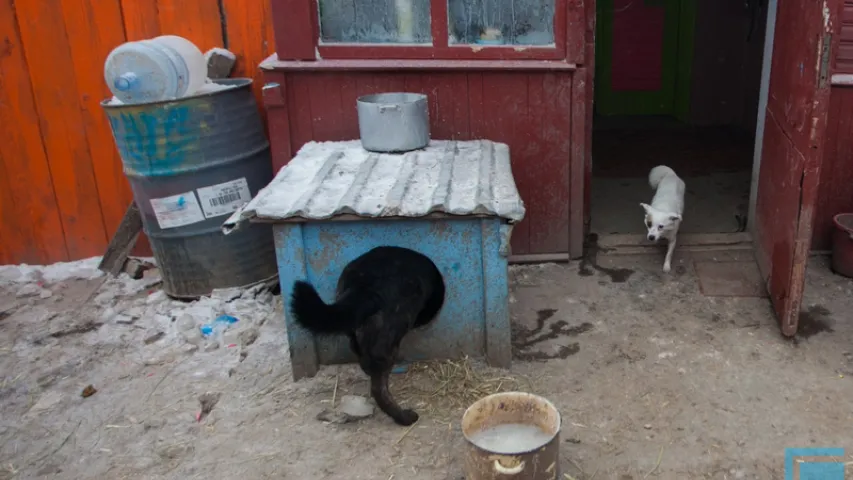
(113, 72, 140, 92)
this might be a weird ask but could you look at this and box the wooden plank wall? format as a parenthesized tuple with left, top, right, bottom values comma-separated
(835, 0, 853, 73)
(813, 86, 853, 251)
(265, 69, 576, 257)
(0, 0, 276, 265)
(812, 1, 853, 250)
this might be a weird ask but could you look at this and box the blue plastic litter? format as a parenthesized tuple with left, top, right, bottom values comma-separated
(216, 315, 239, 324)
(200, 315, 239, 337)
(392, 362, 410, 374)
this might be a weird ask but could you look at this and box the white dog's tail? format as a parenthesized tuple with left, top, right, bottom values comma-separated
(649, 165, 677, 190)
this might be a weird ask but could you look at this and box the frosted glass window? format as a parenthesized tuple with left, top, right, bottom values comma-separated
(448, 0, 555, 46)
(318, 0, 432, 44)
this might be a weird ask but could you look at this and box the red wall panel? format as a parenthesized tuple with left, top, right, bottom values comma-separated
(814, 86, 853, 250)
(835, 1, 853, 73)
(263, 68, 577, 257)
(610, 0, 665, 91)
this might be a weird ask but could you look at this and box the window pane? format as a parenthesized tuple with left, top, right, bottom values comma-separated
(319, 0, 432, 44)
(448, 0, 555, 46)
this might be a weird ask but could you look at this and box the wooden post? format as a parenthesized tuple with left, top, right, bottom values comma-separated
(98, 202, 143, 276)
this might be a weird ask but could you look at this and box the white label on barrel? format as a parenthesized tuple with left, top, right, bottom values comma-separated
(196, 178, 251, 219)
(149, 191, 206, 229)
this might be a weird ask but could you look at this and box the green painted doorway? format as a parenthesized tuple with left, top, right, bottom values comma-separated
(594, 0, 696, 119)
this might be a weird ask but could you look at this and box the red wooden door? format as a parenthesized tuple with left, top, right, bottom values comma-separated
(754, 0, 835, 336)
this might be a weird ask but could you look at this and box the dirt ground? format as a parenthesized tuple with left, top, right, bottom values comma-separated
(0, 250, 852, 480)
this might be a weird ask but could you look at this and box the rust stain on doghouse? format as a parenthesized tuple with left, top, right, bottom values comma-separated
(311, 231, 347, 273)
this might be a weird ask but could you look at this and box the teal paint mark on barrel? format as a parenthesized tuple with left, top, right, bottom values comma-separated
(106, 101, 201, 176)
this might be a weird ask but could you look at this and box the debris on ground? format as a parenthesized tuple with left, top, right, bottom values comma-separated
(392, 362, 410, 374)
(81, 385, 97, 398)
(0, 301, 17, 319)
(316, 409, 354, 424)
(394, 356, 534, 420)
(1, 255, 852, 479)
(122, 257, 155, 279)
(200, 314, 239, 337)
(316, 395, 375, 424)
(197, 392, 221, 422)
(143, 331, 165, 345)
(338, 395, 374, 418)
(49, 321, 102, 339)
(238, 327, 259, 347)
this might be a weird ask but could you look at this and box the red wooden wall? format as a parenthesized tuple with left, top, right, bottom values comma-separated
(609, 0, 665, 92)
(812, 1, 853, 250)
(814, 86, 853, 250)
(835, 0, 853, 72)
(0, 0, 275, 265)
(263, 66, 584, 258)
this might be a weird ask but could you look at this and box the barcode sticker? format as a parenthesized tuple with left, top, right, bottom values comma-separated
(149, 191, 206, 229)
(196, 178, 252, 219)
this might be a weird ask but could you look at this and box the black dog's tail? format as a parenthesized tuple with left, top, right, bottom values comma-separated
(289, 281, 374, 334)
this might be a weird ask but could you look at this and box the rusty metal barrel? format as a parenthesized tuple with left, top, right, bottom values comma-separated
(102, 78, 278, 299)
(462, 392, 562, 479)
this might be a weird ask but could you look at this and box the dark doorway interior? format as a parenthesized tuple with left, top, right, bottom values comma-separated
(592, 0, 768, 236)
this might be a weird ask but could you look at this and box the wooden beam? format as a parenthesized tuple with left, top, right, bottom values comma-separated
(98, 202, 143, 276)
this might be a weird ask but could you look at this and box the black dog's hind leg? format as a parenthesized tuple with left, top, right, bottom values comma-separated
(414, 279, 445, 328)
(347, 332, 361, 356)
(370, 369, 418, 426)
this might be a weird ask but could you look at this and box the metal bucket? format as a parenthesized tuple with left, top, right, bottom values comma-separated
(102, 78, 278, 299)
(462, 392, 561, 480)
(356, 92, 430, 153)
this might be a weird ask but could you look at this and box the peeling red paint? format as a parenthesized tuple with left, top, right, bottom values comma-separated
(755, 0, 836, 336)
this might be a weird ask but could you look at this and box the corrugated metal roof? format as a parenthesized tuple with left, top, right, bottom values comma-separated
(223, 139, 525, 232)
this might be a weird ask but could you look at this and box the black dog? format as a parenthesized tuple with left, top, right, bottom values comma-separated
(289, 246, 446, 426)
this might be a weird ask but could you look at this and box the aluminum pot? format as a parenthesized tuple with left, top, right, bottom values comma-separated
(357, 92, 430, 153)
(462, 392, 562, 480)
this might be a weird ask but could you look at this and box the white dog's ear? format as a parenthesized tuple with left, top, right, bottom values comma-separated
(669, 214, 682, 222)
(640, 203, 651, 213)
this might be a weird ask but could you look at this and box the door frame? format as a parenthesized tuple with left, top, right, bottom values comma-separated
(587, 0, 836, 336)
(746, 0, 779, 234)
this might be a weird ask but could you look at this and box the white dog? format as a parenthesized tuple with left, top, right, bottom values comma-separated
(640, 166, 685, 273)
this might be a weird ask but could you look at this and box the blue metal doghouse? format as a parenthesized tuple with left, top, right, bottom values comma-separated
(224, 140, 525, 380)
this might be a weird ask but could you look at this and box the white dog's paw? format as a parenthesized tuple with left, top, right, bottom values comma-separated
(663, 263, 671, 273)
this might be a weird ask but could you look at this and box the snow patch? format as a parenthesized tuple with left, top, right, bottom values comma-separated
(0, 256, 105, 286)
